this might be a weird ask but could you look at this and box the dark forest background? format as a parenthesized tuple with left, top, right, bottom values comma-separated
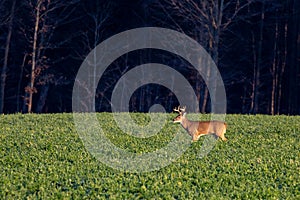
(0, 0, 299, 114)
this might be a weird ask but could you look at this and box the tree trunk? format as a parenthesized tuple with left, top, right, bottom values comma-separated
(250, 2, 264, 114)
(17, 54, 28, 112)
(36, 84, 49, 113)
(0, 0, 16, 113)
(242, 84, 248, 113)
(255, 2, 265, 114)
(27, 0, 42, 113)
(277, 21, 288, 114)
(250, 31, 256, 113)
(201, 66, 210, 113)
(271, 18, 279, 115)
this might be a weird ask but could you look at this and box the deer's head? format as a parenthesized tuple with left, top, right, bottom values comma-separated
(173, 106, 186, 123)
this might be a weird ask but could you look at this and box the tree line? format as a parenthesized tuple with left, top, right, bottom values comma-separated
(0, 0, 299, 114)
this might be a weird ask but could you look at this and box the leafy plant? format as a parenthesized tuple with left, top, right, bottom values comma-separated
(0, 113, 299, 199)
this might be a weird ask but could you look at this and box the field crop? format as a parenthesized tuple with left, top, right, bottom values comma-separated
(0, 113, 299, 199)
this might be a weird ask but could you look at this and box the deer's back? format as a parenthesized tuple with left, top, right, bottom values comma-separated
(195, 120, 226, 135)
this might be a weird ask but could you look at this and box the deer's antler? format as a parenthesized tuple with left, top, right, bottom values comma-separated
(180, 106, 186, 113)
(173, 106, 186, 114)
(173, 106, 181, 113)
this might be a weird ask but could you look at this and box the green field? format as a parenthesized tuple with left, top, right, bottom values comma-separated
(0, 113, 299, 199)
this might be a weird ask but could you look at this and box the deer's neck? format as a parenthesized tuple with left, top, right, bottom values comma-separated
(180, 118, 193, 133)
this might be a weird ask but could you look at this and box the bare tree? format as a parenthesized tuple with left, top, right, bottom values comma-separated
(277, 21, 288, 114)
(0, 0, 16, 113)
(270, 12, 288, 115)
(72, 0, 114, 111)
(153, 0, 252, 112)
(250, 1, 265, 114)
(23, 0, 79, 113)
(270, 15, 279, 115)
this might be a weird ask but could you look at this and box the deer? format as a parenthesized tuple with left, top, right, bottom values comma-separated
(173, 106, 227, 142)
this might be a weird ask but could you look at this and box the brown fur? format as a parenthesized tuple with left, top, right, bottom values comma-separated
(173, 111, 227, 142)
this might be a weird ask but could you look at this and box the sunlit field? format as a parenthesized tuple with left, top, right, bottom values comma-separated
(0, 113, 299, 199)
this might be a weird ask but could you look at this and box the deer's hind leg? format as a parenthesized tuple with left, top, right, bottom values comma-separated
(215, 128, 227, 141)
(219, 129, 227, 141)
(220, 134, 227, 141)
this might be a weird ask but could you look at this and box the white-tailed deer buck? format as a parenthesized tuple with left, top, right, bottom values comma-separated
(173, 106, 227, 142)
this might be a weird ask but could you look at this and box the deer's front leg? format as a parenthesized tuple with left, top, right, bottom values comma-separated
(192, 134, 198, 142)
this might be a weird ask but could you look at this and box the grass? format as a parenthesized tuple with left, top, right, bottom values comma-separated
(0, 113, 299, 199)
